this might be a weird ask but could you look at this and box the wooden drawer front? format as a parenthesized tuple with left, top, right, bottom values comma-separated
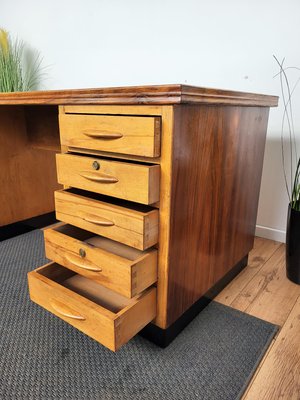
(59, 113, 161, 157)
(55, 189, 158, 250)
(56, 153, 160, 205)
(28, 263, 156, 351)
(44, 224, 157, 298)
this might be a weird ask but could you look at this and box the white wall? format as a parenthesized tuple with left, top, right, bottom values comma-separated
(2, 0, 300, 242)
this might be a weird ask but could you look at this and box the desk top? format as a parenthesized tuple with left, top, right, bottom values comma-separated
(0, 84, 278, 107)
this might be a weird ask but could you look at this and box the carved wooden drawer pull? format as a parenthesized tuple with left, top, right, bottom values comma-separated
(65, 253, 102, 272)
(50, 299, 86, 320)
(79, 172, 119, 183)
(81, 213, 115, 226)
(83, 130, 123, 139)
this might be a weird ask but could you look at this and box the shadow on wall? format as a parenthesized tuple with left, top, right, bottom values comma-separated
(256, 136, 293, 243)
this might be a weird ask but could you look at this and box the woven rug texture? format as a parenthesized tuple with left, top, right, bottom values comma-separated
(0, 230, 277, 400)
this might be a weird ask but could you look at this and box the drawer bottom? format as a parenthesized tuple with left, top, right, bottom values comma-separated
(28, 262, 156, 351)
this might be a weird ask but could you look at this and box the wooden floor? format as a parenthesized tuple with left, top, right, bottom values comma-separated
(215, 237, 300, 400)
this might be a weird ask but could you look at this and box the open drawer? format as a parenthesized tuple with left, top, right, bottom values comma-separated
(55, 188, 159, 250)
(44, 224, 157, 298)
(28, 263, 157, 351)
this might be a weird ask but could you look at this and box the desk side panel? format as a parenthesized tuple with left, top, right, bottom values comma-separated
(0, 106, 61, 226)
(166, 104, 270, 327)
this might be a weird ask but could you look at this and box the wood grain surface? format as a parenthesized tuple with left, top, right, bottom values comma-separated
(59, 111, 161, 157)
(166, 104, 270, 326)
(215, 238, 300, 399)
(44, 224, 158, 298)
(231, 244, 300, 326)
(215, 237, 281, 306)
(0, 84, 278, 106)
(54, 189, 159, 250)
(28, 263, 157, 351)
(25, 105, 60, 151)
(244, 296, 300, 400)
(0, 106, 61, 226)
(56, 153, 160, 204)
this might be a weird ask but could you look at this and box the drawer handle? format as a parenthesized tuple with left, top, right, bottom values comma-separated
(79, 172, 118, 184)
(50, 299, 86, 320)
(83, 130, 123, 139)
(82, 214, 115, 226)
(65, 253, 102, 272)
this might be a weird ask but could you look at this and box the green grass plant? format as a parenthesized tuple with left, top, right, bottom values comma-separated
(0, 28, 43, 92)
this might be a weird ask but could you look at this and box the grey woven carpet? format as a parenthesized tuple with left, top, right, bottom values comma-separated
(0, 230, 277, 400)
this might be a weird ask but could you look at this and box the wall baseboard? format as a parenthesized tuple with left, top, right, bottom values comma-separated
(255, 225, 286, 243)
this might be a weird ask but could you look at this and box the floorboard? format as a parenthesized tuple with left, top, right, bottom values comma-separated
(216, 237, 300, 399)
(244, 295, 300, 399)
(215, 238, 281, 306)
(232, 244, 300, 326)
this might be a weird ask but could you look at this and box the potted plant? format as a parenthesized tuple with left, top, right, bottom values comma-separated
(274, 56, 300, 284)
(0, 28, 44, 92)
(286, 159, 300, 283)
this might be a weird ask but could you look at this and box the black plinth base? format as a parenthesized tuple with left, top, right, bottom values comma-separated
(140, 255, 249, 348)
(0, 212, 57, 242)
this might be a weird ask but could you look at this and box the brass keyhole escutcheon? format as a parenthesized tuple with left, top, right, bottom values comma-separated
(92, 161, 100, 170)
(79, 248, 86, 258)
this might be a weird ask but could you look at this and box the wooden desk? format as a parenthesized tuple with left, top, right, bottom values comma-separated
(14, 84, 278, 350)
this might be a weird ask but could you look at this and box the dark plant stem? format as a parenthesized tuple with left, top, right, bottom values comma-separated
(273, 56, 300, 210)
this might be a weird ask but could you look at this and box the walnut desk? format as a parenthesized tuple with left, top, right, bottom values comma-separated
(22, 85, 279, 350)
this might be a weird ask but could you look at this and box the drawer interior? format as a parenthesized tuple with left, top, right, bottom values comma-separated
(30, 261, 157, 350)
(54, 224, 149, 261)
(67, 151, 155, 166)
(37, 263, 136, 313)
(62, 187, 157, 213)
